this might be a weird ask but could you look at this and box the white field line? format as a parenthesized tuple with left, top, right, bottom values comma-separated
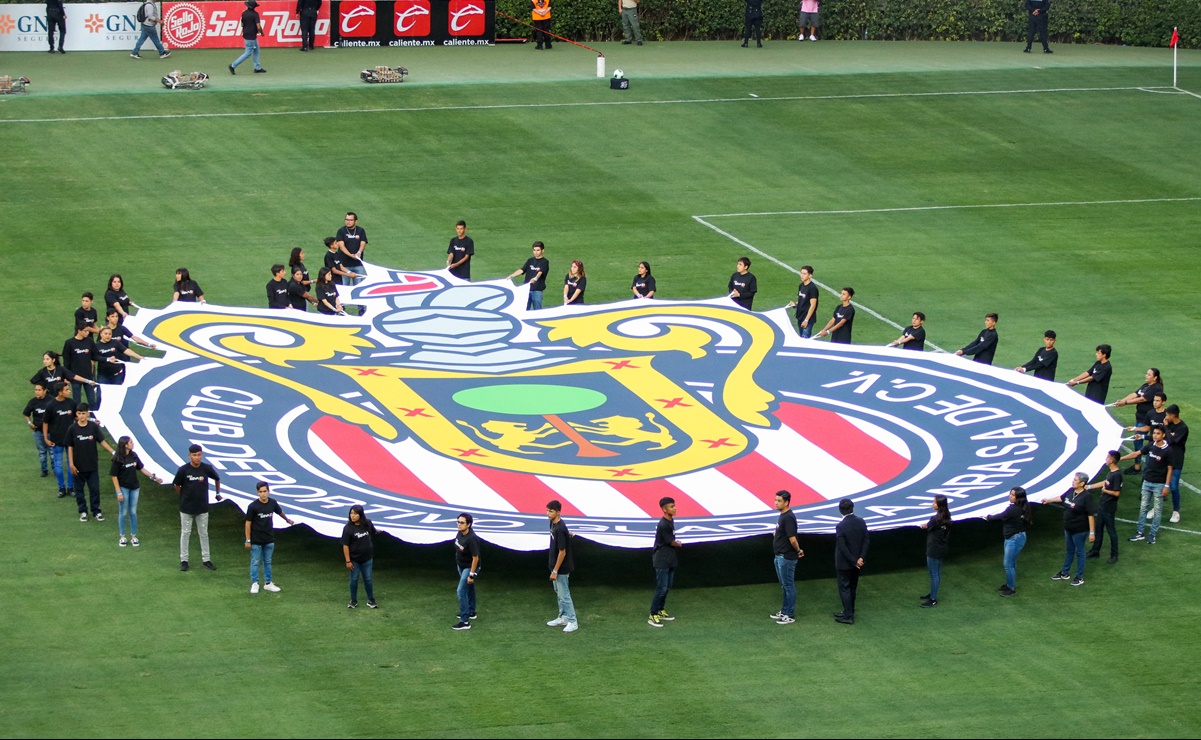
(1116, 518, 1201, 536)
(1176, 87, 1201, 101)
(0, 84, 1174, 125)
(697, 196, 1201, 219)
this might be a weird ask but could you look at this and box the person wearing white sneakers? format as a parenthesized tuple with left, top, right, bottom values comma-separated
(770, 491, 803, 624)
(798, 0, 819, 40)
(545, 500, 579, 633)
(109, 436, 161, 548)
(1164, 404, 1188, 523)
(245, 481, 295, 594)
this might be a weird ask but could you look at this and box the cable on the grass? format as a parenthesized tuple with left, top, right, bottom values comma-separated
(496, 10, 604, 58)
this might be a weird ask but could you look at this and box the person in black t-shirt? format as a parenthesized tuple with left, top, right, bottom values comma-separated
(23, 382, 53, 478)
(1066, 344, 1112, 404)
(109, 436, 161, 547)
(105, 274, 141, 324)
(648, 497, 682, 627)
(1016, 330, 1058, 381)
(31, 350, 79, 390)
(43, 382, 77, 496)
(786, 266, 819, 338)
(67, 404, 115, 521)
(1042, 473, 1097, 586)
(564, 260, 587, 305)
(631, 261, 657, 299)
(267, 264, 290, 309)
(1085, 451, 1122, 562)
(323, 236, 359, 284)
(770, 491, 804, 623)
(1114, 367, 1163, 475)
(1164, 404, 1187, 523)
(173, 444, 222, 571)
(62, 323, 100, 408)
(75, 292, 100, 338)
(296, 0, 321, 50)
(446, 220, 475, 281)
(314, 268, 345, 316)
(985, 486, 1032, 596)
(173, 267, 205, 304)
(94, 326, 143, 387)
(229, 0, 266, 74)
(956, 313, 999, 365)
(334, 212, 367, 284)
(289, 247, 312, 290)
(1127, 392, 1167, 452)
(245, 481, 296, 594)
(509, 241, 550, 310)
(727, 257, 757, 310)
(1024, 0, 1051, 53)
(545, 500, 578, 632)
(1121, 426, 1174, 543)
(817, 287, 856, 344)
(889, 312, 926, 351)
(453, 513, 481, 629)
(342, 504, 378, 608)
(287, 267, 318, 311)
(919, 495, 951, 607)
(104, 309, 156, 352)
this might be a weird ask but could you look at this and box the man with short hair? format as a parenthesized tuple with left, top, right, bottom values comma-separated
(817, 288, 855, 344)
(833, 498, 868, 625)
(131, 0, 171, 59)
(1164, 405, 1188, 523)
(67, 403, 114, 522)
(324, 236, 359, 283)
(246, 481, 296, 594)
(229, 0, 266, 74)
(786, 265, 819, 338)
(1066, 344, 1112, 403)
(956, 313, 999, 365)
(648, 497, 682, 627)
(446, 220, 475, 281)
(173, 444, 221, 572)
(509, 241, 550, 310)
(75, 292, 100, 337)
(266, 264, 290, 309)
(889, 312, 926, 351)
(770, 491, 804, 624)
(335, 212, 368, 284)
(23, 382, 53, 478)
(42, 382, 77, 497)
(545, 500, 578, 633)
(62, 322, 100, 408)
(727, 257, 757, 310)
(452, 513, 481, 630)
(1086, 451, 1122, 564)
(1016, 330, 1058, 380)
(1121, 427, 1174, 545)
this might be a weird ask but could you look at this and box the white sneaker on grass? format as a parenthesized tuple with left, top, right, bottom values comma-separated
(547, 617, 566, 627)
(250, 582, 260, 594)
(119, 537, 128, 547)
(563, 622, 579, 633)
(263, 582, 281, 592)
(1170, 511, 1180, 523)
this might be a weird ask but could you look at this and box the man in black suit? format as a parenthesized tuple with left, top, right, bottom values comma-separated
(834, 499, 869, 624)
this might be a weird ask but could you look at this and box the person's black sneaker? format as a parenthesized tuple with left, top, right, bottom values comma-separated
(202, 561, 216, 571)
(367, 600, 378, 609)
(131, 53, 142, 59)
(1124, 466, 1141, 476)
(348, 600, 358, 609)
(49, 49, 56, 53)
(468, 612, 478, 620)
(741, 41, 748, 47)
(998, 586, 1016, 597)
(452, 621, 471, 630)
(1086, 550, 1100, 558)
(636, 41, 643, 46)
(1129, 532, 1146, 542)
(1023, 47, 1031, 53)
(1043, 48, 1053, 53)
(57, 488, 68, 498)
(920, 598, 938, 608)
(41, 470, 49, 477)
(253, 68, 267, 74)
(229, 64, 236, 75)
(1051, 571, 1070, 580)
(180, 561, 190, 571)
(1107, 555, 1119, 564)
(159, 51, 171, 58)
(1070, 576, 1084, 586)
(920, 594, 931, 600)
(94, 512, 104, 522)
(621, 40, 632, 45)
(756, 41, 762, 47)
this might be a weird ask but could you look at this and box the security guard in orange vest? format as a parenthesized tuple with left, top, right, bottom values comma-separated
(532, 0, 552, 49)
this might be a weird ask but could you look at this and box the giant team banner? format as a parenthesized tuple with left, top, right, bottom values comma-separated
(0, 3, 142, 51)
(162, 1, 330, 49)
(105, 264, 1122, 551)
(328, 0, 494, 48)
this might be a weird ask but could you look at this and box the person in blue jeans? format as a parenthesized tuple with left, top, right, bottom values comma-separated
(343, 505, 378, 609)
(987, 486, 1032, 596)
(770, 491, 803, 623)
(545, 500, 579, 632)
(43, 382, 77, 496)
(245, 481, 295, 594)
(1164, 404, 1187, 523)
(1043, 473, 1097, 586)
(229, 0, 265, 75)
(109, 436, 161, 547)
(648, 497, 682, 627)
(1122, 426, 1176, 544)
(23, 382, 52, 478)
(920, 495, 951, 607)
(452, 513, 481, 630)
(131, 0, 171, 59)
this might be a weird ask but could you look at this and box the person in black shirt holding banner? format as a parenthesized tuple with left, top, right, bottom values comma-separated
(770, 491, 803, 624)
(1121, 426, 1174, 544)
(446, 221, 475, 281)
(956, 313, 999, 365)
(727, 257, 757, 310)
(68, 403, 114, 523)
(342, 504, 377, 609)
(105, 274, 141, 324)
(75, 292, 100, 338)
(986, 487, 1032, 596)
(23, 382, 53, 478)
(1114, 367, 1163, 475)
(267, 265, 290, 309)
(833, 498, 868, 624)
(1085, 451, 1122, 563)
(63, 322, 100, 408)
(104, 309, 156, 352)
(43, 382, 77, 497)
(564, 260, 587, 306)
(509, 241, 550, 310)
(245, 481, 296, 594)
(1016, 330, 1058, 380)
(889, 312, 926, 351)
(1164, 405, 1187, 523)
(648, 497, 682, 627)
(919, 495, 950, 607)
(110, 436, 160, 548)
(1024, 0, 1052, 53)
(31, 350, 78, 391)
(172, 268, 205, 304)
(94, 326, 143, 387)
(173, 444, 221, 572)
(296, 0, 321, 50)
(314, 268, 345, 316)
(786, 266, 819, 338)
(335, 213, 368, 284)
(1042, 473, 1096, 586)
(631, 262, 656, 299)
(453, 513, 481, 630)
(229, 0, 266, 74)
(1066, 344, 1112, 403)
(288, 267, 318, 311)
(817, 288, 856, 344)
(545, 500, 578, 632)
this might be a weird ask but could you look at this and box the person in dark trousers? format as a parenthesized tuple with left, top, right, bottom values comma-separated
(1024, 0, 1051, 53)
(1016, 330, 1058, 380)
(1042, 473, 1096, 586)
(446, 221, 475, 281)
(452, 513, 481, 630)
(787, 265, 819, 338)
(1066, 344, 1112, 403)
(817, 288, 856, 344)
(770, 491, 804, 624)
(173, 443, 221, 572)
(648, 497, 682, 627)
(267, 264, 290, 309)
(545, 500, 578, 632)
(727, 257, 757, 310)
(287, 267, 318, 311)
(1114, 367, 1163, 475)
(42, 382, 77, 497)
(919, 495, 950, 607)
(23, 382, 53, 478)
(94, 325, 143, 387)
(343, 504, 378, 609)
(62, 322, 100, 408)
(1085, 451, 1122, 564)
(509, 241, 549, 310)
(956, 313, 999, 365)
(335, 213, 368, 284)
(229, 0, 266, 74)
(833, 499, 868, 624)
(296, 0, 321, 50)
(67, 403, 114, 522)
(1121, 426, 1175, 545)
(741, 0, 763, 47)
(631, 261, 656, 299)
(46, 0, 66, 53)
(986, 486, 1032, 596)
(889, 312, 926, 351)
(245, 481, 296, 594)
(1164, 405, 1187, 523)
(532, 0, 552, 49)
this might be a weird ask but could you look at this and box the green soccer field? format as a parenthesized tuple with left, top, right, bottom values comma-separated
(2, 40, 1200, 738)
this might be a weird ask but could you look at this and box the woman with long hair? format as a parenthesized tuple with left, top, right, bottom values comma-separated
(315, 267, 344, 315)
(342, 504, 378, 608)
(631, 261, 656, 299)
(986, 486, 1033, 597)
(288, 247, 312, 288)
(919, 494, 951, 607)
(109, 436, 161, 548)
(564, 260, 587, 305)
(104, 274, 142, 322)
(30, 350, 81, 388)
(172, 267, 205, 304)
(1113, 367, 1163, 475)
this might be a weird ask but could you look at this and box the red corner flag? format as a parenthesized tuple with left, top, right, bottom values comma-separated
(1170, 27, 1179, 48)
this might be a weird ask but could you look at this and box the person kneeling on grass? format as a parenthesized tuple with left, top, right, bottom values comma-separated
(343, 505, 378, 609)
(246, 481, 295, 594)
